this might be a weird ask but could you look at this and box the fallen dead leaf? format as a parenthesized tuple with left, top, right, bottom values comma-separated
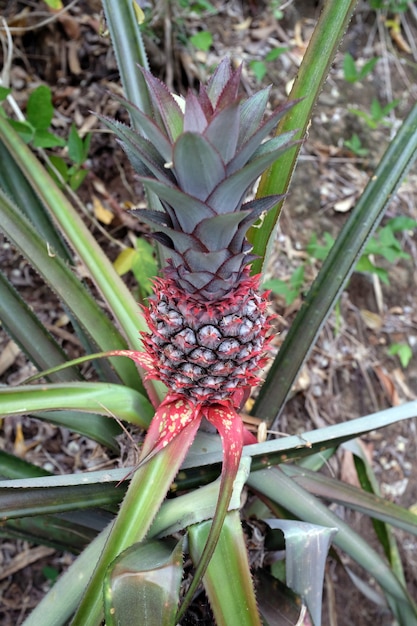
(0, 546, 56, 581)
(374, 365, 400, 406)
(334, 196, 356, 213)
(92, 195, 114, 225)
(360, 309, 383, 331)
(0, 340, 20, 376)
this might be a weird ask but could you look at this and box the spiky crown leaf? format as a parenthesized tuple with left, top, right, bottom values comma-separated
(102, 60, 297, 300)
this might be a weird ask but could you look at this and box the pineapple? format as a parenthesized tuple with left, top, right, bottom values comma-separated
(103, 59, 296, 608)
(103, 59, 295, 413)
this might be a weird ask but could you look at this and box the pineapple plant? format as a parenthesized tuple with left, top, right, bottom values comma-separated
(100, 58, 297, 603)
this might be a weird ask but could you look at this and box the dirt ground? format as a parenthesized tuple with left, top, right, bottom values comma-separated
(0, 1, 417, 624)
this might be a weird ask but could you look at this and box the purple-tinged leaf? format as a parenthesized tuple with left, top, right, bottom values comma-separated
(130, 208, 172, 228)
(100, 117, 174, 184)
(204, 102, 240, 164)
(197, 84, 214, 118)
(229, 195, 285, 252)
(138, 66, 184, 141)
(194, 211, 251, 251)
(183, 248, 230, 272)
(206, 58, 234, 106)
(209, 132, 297, 213)
(173, 133, 226, 201)
(229, 112, 297, 175)
(215, 65, 243, 110)
(137, 178, 215, 231)
(238, 87, 271, 146)
(184, 91, 208, 133)
(109, 95, 173, 162)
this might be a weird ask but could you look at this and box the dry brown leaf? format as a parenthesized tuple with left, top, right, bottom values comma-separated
(68, 40, 82, 75)
(392, 368, 416, 400)
(92, 195, 114, 225)
(360, 309, 383, 330)
(374, 365, 400, 406)
(0, 340, 20, 376)
(334, 196, 356, 213)
(234, 17, 252, 31)
(341, 449, 361, 487)
(0, 546, 55, 581)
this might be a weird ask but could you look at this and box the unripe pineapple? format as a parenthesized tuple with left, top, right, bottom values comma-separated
(103, 60, 295, 408)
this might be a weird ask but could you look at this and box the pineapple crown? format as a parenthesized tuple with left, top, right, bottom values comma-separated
(102, 59, 297, 300)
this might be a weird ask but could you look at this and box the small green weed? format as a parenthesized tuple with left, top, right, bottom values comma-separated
(265, 217, 417, 304)
(189, 30, 213, 52)
(350, 97, 400, 130)
(388, 342, 413, 368)
(0, 85, 90, 191)
(369, 0, 409, 11)
(344, 133, 369, 156)
(250, 47, 288, 82)
(343, 52, 379, 83)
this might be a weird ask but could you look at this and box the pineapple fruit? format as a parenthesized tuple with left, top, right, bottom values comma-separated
(102, 59, 296, 605)
(103, 59, 295, 418)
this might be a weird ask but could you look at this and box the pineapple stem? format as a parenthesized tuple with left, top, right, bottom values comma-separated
(176, 404, 243, 622)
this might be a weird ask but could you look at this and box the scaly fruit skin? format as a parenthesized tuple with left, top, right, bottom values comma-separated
(140, 267, 272, 404)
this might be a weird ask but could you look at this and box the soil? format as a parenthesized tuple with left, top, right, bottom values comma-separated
(0, 1, 417, 625)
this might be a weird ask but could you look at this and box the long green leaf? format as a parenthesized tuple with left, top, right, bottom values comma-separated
(101, 0, 151, 117)
(189, 511, 261, 626)
(2, 400, 416, 520)
(0, 187, 139, 387)
(282, 464, 417, 538)
(0, 382, 153, 427)
(248, 0, 358, 274)
(0, 270, 81, 382)
(0, 140, 71, 260)
(254, 102, 417, 422)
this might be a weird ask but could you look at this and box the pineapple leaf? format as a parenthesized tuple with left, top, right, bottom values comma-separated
(206, 58, 234, 106)
(138, 179, 215, 231)
(108, 96, 172, 162)
(209, 132, 297, 214)
(101, 117, 174, 183)
(194, 211, 251, 250)
(173, 132, 226, 201)
(229, 119, 296, 175)
(184, 91, 208, 133)
(230, 195, 286, 252)
(138, 66, 184, 142)
(214, 64, 243, 110)
(133, 182, 214, 234)
(183, 249, 230, 272)
(238, 86, 271, 145)
(204, 102, 240, 164)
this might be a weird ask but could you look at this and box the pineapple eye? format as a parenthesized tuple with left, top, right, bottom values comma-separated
(197, 325, 222, 349)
